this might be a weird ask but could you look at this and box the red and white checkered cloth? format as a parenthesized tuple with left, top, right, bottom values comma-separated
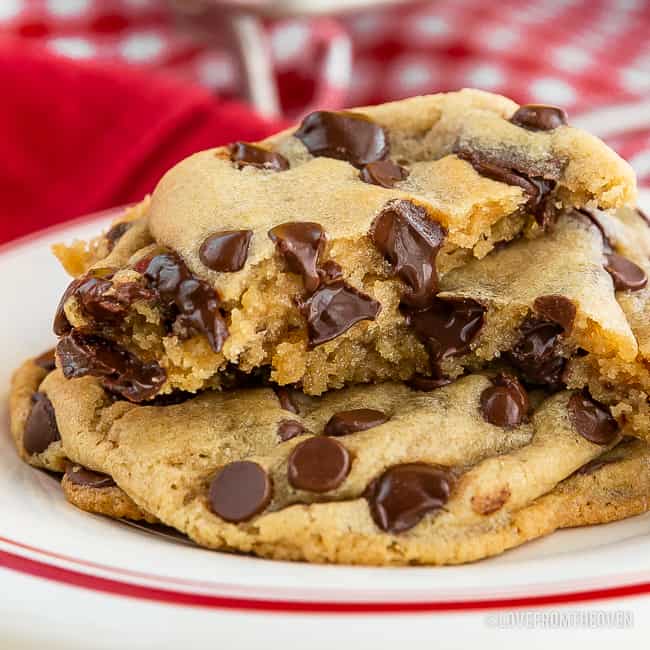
(2, 0, 650, 185)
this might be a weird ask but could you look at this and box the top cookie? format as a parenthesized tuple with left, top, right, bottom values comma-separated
(52, 89, 638, 399)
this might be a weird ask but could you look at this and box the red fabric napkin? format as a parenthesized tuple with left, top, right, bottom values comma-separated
(0, 40, 283, 244)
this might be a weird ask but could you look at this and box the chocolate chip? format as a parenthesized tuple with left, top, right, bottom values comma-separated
(317, 260, 343, 284)
(604, 253, 647, 292)
(229, 142, 289, 171)
(268, 222, 326, 293)
(209, 461, 272, 522)
(105, 221, 132, 251)
(65, 462, 116, 488)
(370, 200, 446, 309)
(274, 386, 300, 414)
(504, 317, 566, 388)
(23, 392, 61, 455)
(533, 295, 576, 333)
(365, 463, 452, 533)
(406, 374, 453, 391)
(324, 409, 389, 436)
(457, 150, 556, 227)
(199, 230, 253, 273)
(568, 392, 619, 445)
(57, 331, 166, 403)
(34, 348, 56, 372)
(300, 280, 381, 347)
(480, 374, 528, 428)
(359, 160, 409, 188)
(288, 436, 351, 492)
(405, 297, 485, 362)
(510, 104, 568, 131)
(294, 110, 389, 167)
(143, 252, 228, 353)
(277, 419, 305, 442)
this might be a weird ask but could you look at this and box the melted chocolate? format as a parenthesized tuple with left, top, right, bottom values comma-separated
(143, 252, 228, 353)
(294, 110, 389, 167)
(57, 331, 166, 403)
(300, 280, 381, 347)
(370, 200, 446, 309)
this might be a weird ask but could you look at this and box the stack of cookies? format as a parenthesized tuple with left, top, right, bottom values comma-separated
(11, 89, 650, 565)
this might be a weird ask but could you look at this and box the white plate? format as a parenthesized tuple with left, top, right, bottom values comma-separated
(2, 202, 650, 648)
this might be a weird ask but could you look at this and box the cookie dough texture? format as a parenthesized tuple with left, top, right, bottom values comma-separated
(13, 368, 648, 566)
(54, 89, 638, 398)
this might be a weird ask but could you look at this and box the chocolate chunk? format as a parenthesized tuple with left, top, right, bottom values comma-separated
(144, 252, 228, 353)
(533, 295, 576, 333)
(604, 253, 647, 291)
(208, 461, 272, 522)
(510, 104, 568, 131)
(23, 392, 61, 455)
(370, 200, 446, 309)
(504, 317, 566, 388)
(229, 142, 289, 171)
(300, 280, 381, 347)
(199, 230, 253, 273)
(105, 221, 132, 251)
(268, 222, 326, 293)
(274, 386, 300, 414)
(317, 259, 343, 284)
(406, 374, 452, 391)
(294, 110, 389, 167)
(34, 348, 56, 372)
(57, 331, 166, 403)
(405, 297, 485, 362)
(365, 463, 452, 533)
(324, 409, 389, 436)
(480, 374, 529, 428)
(277, 419, 305, 442)
(65, 462, 116, 488)
(457, 150, 555, 227)
(568, 392, 619, 445)
(359, 160, 409, 188)
(288, 436, 351, 492)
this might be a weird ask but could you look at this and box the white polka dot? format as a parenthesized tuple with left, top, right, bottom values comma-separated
(617, 0, 642, 9)
(0, 0, 22, 21)
(347, 13, 387, 44)
(416, 14, 450, 38)
(530, 78, 577, 105)
(270, 23, 310, 65)
(46, 0, 90, 17)
(323, 37, 351, 87)
(620, 67, 650, 93)
(483, 26, 519, 51)
(391, 58, 437, 94)
(48, 36, 95, 59)
(119, 33, 164, 62)
(553, 45, 592, 73)
(347, 60, 378, 105)
(196, 55, 235, 89)
(465, 64, 504, 90)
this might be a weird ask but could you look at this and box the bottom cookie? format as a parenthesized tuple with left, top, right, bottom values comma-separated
(11, 355, 650, 566)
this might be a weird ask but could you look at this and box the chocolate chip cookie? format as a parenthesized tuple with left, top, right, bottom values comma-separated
(11, 366, 648, 565)
(51, 89, 638, 400)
